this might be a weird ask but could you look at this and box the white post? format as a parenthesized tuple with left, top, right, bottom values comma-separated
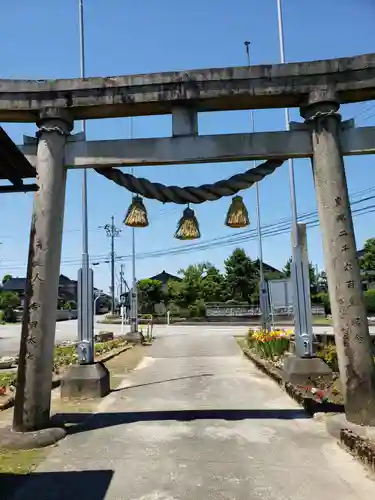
(276, 0, 312, 357)
(121, 305, 124, 336)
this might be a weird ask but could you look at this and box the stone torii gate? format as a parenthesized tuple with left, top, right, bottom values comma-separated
(1, 52, 375, 437)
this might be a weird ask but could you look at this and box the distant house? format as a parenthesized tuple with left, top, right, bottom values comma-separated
(253, 260, 283, 276)
(147, 270, 181, 293)
(149, 270, 181, 284)
(357, 249, 365, 259)
(2, 274, 78, 307)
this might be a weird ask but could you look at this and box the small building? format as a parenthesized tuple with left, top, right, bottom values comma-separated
(148, 270, 181, 293)
(2, 274, 78, 307)
(253, 259, 283, 277)
(148, 270, 181, 284)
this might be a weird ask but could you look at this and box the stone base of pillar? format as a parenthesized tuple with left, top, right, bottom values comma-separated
(324, 413, 375, 439)
(60, 362, 110, 399)
(0, 426, 66, 450)
(282, 354, 332, 385)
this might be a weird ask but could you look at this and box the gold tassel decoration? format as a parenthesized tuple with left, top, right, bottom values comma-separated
(174, 206, 201, 240)
(225, 195, 250, 228)
(124, 195, 149, 228)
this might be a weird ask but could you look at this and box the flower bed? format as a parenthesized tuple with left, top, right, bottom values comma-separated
(53, 337, 128, 374)
(247, 328, 292, 362)
(241, 330, 375, 472)
(241, 328, 345, 413)
(242, 347, 344, 415)
(0, 336, 130, 409)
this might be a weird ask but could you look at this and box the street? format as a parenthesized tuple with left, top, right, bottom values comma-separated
(10, 330, 375, 499)
(1, 319, 375, 358)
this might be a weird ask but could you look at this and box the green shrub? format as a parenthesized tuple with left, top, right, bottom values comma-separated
(93, 338, 127, 357)
(188, 299, 206, 318)
(4, 308, 17, 323)
(311, 290, 375, 315)
(0, 371, 17, 388)
(314, 292, 331, 314)
(364, 289, 375, 313)
(317, 344, 339, 371)
(167, 302, 180, 316)
(53, 345, 77, 371)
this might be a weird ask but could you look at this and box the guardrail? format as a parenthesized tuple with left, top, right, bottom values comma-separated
(15, 309, 78, 322)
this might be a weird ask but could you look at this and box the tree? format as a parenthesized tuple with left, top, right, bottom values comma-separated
(282, 257, 292, 277)
(283, 257, 317, 292)
(0, 291, 20, 322)
(224, 248, 258, 303)
(359, 238, 375, 282)
(0, 291, 20, 310)
(166, 262, 225, 316)
(201, 264, 225, 303)
(317, 271, 328, 293)
(2, 274, 12, 285)
(167, 279, 185, 309)
(177, 263, 206, 306)
(137, 279, 164, 314)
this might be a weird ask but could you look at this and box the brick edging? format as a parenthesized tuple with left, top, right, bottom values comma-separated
(340, 429, 375, 473)
(244, 347, 375, 474)
(242, 349, 344, 416)
(0, 344, 133, 412)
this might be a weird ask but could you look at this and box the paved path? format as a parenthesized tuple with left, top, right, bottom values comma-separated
(9, 332, 375, 499)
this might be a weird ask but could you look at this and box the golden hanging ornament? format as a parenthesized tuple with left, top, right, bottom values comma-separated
(174, 206, 201, 240)
(225, 195, 250, 228)
(124, 195, 149, 228)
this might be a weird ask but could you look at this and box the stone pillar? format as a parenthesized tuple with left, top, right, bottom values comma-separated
(301, 90, 375, 426)
(13, 108, 73, 432)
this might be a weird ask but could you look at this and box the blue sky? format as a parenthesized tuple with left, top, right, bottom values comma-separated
(0, 0, 374, 294)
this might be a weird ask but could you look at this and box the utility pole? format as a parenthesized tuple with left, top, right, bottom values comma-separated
(276, 0, 313, 357)
(76, 0, 94, 365)
(102, 216, 121, 314)
(244, 41, 269, 332)
(129, 117, 138, 334)
(120, 263, 124, 298)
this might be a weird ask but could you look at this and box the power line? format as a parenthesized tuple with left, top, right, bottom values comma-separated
(1, 186, 375, 270)
(354, 102, 375, 120)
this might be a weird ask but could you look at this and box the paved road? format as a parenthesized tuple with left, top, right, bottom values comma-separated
(1, 319, 375, 357)
(10, 331, 375, 499)
(0, 318, 130, 357)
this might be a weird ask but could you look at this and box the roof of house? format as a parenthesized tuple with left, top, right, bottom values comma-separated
(2, 277, 25, 292)
(148, 270, 181, 283)
(59, 274, 77, 284)
(147, 264, 281, 285)
(253, 259, 282, 274)
(357, 249, 365, 259)
(3, 274, 76, 293)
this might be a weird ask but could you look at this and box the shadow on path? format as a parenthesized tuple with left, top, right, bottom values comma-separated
(111, 373, 214, 392)
(0, 469, 114, 500)
(52, 408, 310, 436)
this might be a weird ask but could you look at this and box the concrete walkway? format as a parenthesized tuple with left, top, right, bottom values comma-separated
(10, 333, 375, 499)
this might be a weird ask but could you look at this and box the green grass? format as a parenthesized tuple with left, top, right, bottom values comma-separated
(0, 447, 48, 500)
(0, 448, 47, 475)
(312, 317, 332, 326)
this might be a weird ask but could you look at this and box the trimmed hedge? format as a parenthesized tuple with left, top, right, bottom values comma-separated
(312, 290, 375, 315)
